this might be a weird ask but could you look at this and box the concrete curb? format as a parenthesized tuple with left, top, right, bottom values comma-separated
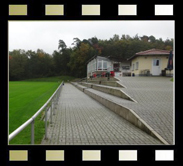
(87, 77, 118, 81)
(78, 82, 135, 102)
(87, 80, 124, 88)
(119, 89, 138, 103)
(116, 81, 127, 88)
(71, 82, 88, 92)
(115, 79, 137, 103)
(71, 82, 169, 145)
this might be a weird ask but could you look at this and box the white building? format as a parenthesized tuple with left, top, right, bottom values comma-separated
(87, 55, 131, 78)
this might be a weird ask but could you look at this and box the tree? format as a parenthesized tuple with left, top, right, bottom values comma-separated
(121, 34, 126, 40)
(25, 50, 38, 78)
(88, 37, 99, 45)
(149, 35, 156, 43)
(133, 34, 140, 41)
(9, 49, 28, 80)
(140, 35, 149, 42)
(9, 34, 174, 80)
(71, 37, 81, 48)
(53, 44, 71, 76)
(58, 39, 67, 51)
(110, 34, 120, 42)
(68, 42, 95, 77)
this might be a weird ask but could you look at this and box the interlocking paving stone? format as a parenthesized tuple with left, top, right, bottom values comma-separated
(76, 77, 173, 144)
(115, 76, 174, 144)
(74, 77, 173, 144)
(82, 86, 173, 144)
(41, 83, 162, 145)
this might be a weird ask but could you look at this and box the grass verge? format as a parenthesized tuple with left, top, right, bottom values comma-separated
(9, 76, 75, 144)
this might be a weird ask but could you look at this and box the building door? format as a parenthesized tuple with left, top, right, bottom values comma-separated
(152, 59, 161, 75)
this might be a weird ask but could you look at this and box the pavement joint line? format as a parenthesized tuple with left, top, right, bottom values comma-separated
(73, 82, 169, 145)
(114, 76, 173, 144)
(42, 82, 166, 145)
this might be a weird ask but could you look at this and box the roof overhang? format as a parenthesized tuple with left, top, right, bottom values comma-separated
(128, 49, 171, 61)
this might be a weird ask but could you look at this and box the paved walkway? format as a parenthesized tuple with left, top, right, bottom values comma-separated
(41, 83, 162, 145)
(115, 76, 174, 144)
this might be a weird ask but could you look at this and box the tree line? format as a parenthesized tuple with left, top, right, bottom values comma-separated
(9, 34, 173, 80)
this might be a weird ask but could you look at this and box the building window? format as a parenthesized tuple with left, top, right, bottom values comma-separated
(153, 59, 159, 66)
(103, 61, 107, 70)
(132, 64, 135, 71)
(122, 66, 130, 70)
(136, 62, 139, 70)
(98, 61, 102, 70)
(94, 61, 96, 71)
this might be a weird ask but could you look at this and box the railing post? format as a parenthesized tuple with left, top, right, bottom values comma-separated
(45, 107, 48, 140)
(31, 119, 34, 144)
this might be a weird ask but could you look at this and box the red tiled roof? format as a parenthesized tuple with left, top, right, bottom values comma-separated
(128, 49, 171, 60)
(136, 49, 170, 55)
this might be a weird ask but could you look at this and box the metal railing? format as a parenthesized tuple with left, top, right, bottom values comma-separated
(9, 81, 64, 144)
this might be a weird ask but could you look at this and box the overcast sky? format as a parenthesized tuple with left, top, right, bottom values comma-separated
(9, 21, 174, 55)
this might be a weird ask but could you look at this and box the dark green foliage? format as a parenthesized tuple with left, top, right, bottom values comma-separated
(9, 34, 173, 80)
